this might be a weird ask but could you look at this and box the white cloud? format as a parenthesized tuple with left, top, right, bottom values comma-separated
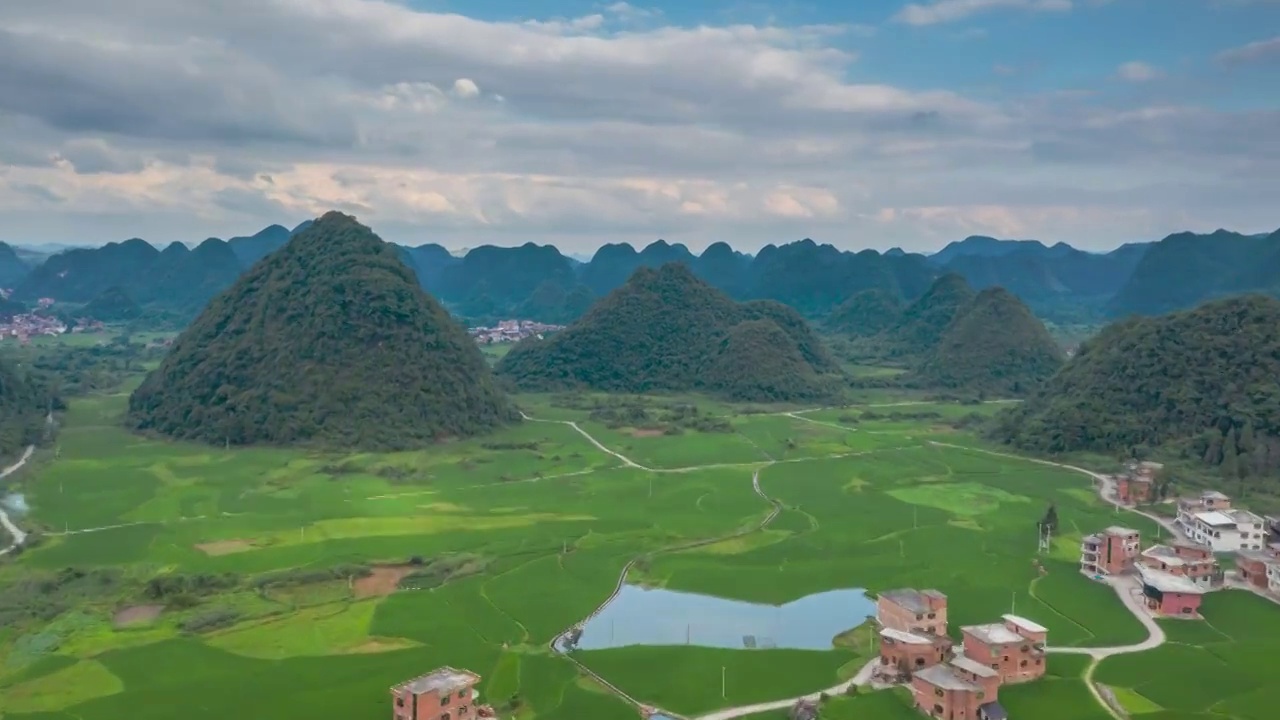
(451, 78, 481, 99)
(1216, 35, 1280, 65)
(1115, 61, 1161, 81)
(0, 0, 1274, 252)
(894, 0, 1073, 26)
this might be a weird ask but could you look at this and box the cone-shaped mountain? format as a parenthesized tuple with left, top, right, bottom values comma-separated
(128, 212, 517, 449)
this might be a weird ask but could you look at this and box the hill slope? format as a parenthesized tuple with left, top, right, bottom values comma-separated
(913, 287, 1064, 395)
(496, 263, 840, 400)
(128, 212, 517, 449)
(0, 359, 50, 457)
(0, 242, 28, 287)
(883, 273, 975, 357)
(79, 286, 143, 322)
(703, 319, 836, 402)
(993, 295, 1280, 475)
(824, 289, 904, 337)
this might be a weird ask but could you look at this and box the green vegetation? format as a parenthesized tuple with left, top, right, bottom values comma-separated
(883, 273, 975, 359)
(824, 289, 904, 337)
(994, 295, 1280, 480)
(0, 241, 28, 286)
(0, 356, 53, 457)
(498, 264, 842, 402)
(78, 286, 143, 322)
(912, 287, 1064, 395)
(128, 212, 517, 449)
(1095, 591, 1280, 719)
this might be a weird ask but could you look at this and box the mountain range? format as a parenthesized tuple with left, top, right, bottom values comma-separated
(3, 224, 1277, 327)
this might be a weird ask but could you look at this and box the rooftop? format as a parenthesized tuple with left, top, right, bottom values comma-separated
(950, 654, 999, 678)
(392, 667, 480, 696)
(1139, 566, 1206, 595)
(1142, 545, 1186, 566)
(1105, 525, 1140, 537)
(1227, 509, 1265, 524)
(1202, 490, 1230, 500)
(962, 623, 1024, 645)
(979, 701, 1009, 720)
(1002, 614, 1048, 634)
(1195, 510, 1237, 527)
(880, 628, 935, 645)
(915, 664, 979, 692)
(1236, 549, 1280, 565)
(879, 588, 945, 614)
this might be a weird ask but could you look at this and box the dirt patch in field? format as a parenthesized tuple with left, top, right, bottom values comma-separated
(345, 639, 416, 654)
(626, 427, 666, 438)
(353, 565, 416, 599)
(113, 604, 164, 627)
(195, 539, 256, 556)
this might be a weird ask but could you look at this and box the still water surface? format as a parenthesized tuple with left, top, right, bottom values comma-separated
(569, 585, 874, 651)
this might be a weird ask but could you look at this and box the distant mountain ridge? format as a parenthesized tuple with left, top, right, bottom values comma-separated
(6, 224, 1277, 327)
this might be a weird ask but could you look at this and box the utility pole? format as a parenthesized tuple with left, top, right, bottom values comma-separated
(721, 666, 726, 699)
(1011, 591, 1016, 614)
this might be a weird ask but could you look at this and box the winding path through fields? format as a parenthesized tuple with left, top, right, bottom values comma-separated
(0, 444, 35, 556)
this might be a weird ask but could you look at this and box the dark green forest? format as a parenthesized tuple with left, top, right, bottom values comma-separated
(993, 295, 1280, 479)
(496, 263, 842, 402)
(0, 357, 54, 458)
(128, 212, 518, 450)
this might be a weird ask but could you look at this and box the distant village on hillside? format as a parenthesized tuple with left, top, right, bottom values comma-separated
(0, 294, 104, 343)
(468, 319, 564, 344)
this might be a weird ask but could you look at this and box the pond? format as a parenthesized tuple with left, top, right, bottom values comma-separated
(0, 493, 27, 516)
(561, 585, 874, 652)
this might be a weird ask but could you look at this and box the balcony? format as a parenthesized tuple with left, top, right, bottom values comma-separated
(1081, 541, 1100, 552)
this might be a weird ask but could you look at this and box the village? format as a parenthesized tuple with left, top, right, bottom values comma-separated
(467, 319, 565, 345)
(388, 461, 1280, 720)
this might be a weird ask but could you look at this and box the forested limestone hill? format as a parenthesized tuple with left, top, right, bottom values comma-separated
(128, 212, 517, 450)
(824, 289, 904, 337)
(0, 358, 52, 458)
(993, 295, 1280, 477)
(912, 287, 1064, 395)
(496, 263, 841, 401)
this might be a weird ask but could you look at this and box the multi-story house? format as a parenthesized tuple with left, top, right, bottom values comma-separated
(1175, 491, 1232, 530)
(1115, 461, 1161, 504)
(1138, 541, 1222, 588)
(1182, 508, 1268, 552)
(910, 659, 1005, 720)
(392, 667, 481, 720)
(877, 589, 953, 674)
(1080, 526, 1141, 576)
(960, 615, 1047, 685)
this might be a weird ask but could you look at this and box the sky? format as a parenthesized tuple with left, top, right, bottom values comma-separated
(0, 0, 1277, 254)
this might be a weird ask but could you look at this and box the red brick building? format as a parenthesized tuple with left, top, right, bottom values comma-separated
(392, 667, 481, 720)
(1081, 526, 1141, 577)
(911, 659, 1006, 720)
(877, 589, 953, 675)
(1139, 541, 1222, 589)
(1235, 547, 1280, 590)
(877, 588, 948, 635)
(1137, 566, 1205, 617)
(960, 615, 1047, 684)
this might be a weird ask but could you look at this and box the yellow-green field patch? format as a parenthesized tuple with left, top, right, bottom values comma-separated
(1108, 686, 1163, 714)
(207, 601, 417, 659)
(0, 659, 124, 713)
(887, 482, 1031, 516)
(684, 530, 791, 555)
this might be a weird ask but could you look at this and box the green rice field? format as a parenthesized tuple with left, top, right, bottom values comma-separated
(0, 390, 1274, 720)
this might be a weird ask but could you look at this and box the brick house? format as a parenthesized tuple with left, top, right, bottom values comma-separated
(1137, 566, 1205, 617)
(911, 660, 1006, 720)
(1080, 526, 1141, 576)
(392, 667, 481, 720)
(880, 628, 954, 674)
(960, 615, 1047, 684)
(878, 588, 949, 635)
(1138, 541, 1222, 589)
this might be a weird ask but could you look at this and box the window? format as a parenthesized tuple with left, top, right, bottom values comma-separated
(1021, 645, 1029, 652)
(442, 714, 451, 720)
(1020, 660, 1028, 668)
(928, 612, 937, 619)
(396, 698, 404, 708)
(1036, 658, 1042, 665)
(917, 613, 924, 621)
(935, 688, 945, 697)
(441, 694, 451, 706)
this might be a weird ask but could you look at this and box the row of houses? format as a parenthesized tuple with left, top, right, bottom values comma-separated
(467, 319, 564, 345)
(875, 589, 1048, 720)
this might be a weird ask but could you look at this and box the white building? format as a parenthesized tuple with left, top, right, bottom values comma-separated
(1267, 562, 1280, 595)
(1182, 508, 1268, 552)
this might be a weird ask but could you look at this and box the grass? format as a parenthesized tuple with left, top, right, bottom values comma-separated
(1094, 591, 1280, 720)
(3, 387, 1269, 720)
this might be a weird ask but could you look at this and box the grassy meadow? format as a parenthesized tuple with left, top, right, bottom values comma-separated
(0, 383, 1271, 720)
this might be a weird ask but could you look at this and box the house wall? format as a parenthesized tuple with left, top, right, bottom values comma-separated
(1157, 591, 1202, 616)
(962, 634, 1046, 684)
(880, 638, 950, 673)
(911, 678, 983, 720)
(1267, 564, 1280, 594)
(393, 685, 476, 720)
(1238, 558, 1270, 589)
(878, 595, 947, 635)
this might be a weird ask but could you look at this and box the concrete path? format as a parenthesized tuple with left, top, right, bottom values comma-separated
(0, 445, 35, 556)
(693, 659, 879, 720)
(1045, 574, 1166, 658)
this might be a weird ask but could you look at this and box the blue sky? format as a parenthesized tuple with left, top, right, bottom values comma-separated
(0, 0, 1276, 252)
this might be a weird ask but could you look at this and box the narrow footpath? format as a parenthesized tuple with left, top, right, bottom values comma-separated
(0, 445, 35, 556)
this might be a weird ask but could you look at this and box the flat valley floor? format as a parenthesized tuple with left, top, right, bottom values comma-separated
(1, 390, 1278, 720)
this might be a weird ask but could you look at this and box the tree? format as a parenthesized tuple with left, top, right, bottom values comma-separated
(1040, 503, 1059, 535)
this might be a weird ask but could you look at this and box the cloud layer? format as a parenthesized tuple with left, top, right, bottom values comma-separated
(0, 0, 1276, 251)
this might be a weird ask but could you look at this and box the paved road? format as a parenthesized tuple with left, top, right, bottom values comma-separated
(0, 445, 35, 555)
(1045, 574, 1167, 658)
